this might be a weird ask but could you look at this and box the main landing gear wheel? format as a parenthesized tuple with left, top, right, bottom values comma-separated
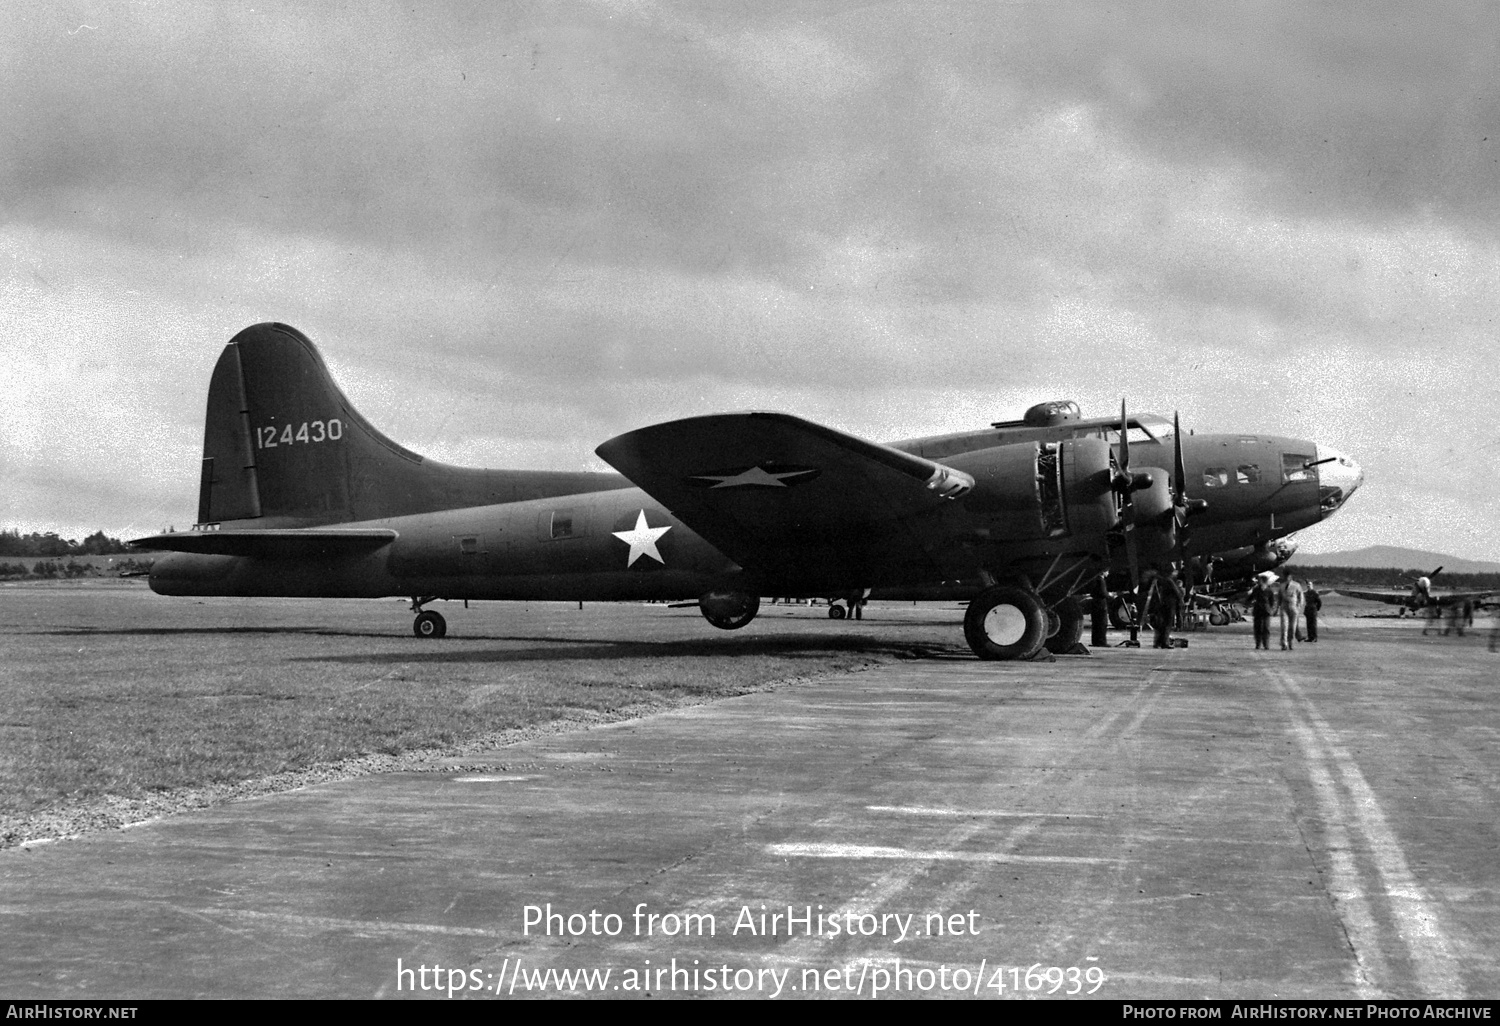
(699, 591, 760, 630)
(413, 610, 447, 638)
(828, 603, 847, 620)
(963, 585, 1047, 661)
(1044, 596, 1085, 655)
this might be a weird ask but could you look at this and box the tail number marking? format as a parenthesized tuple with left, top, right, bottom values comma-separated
(256, 419, 344, 448)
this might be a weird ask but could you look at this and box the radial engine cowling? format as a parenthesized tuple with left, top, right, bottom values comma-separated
(1124, 467, 1177, 564)
(944, 436, 1117, 544)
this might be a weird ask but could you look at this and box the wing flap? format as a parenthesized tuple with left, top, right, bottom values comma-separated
(130, 529, 397, 560)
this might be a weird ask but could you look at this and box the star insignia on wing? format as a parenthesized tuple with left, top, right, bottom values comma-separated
(612, 509, 672, 567)
(688, 465, 821, 489)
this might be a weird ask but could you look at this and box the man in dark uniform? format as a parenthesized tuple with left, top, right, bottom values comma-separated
(1250, 571, 1279, 650)
(1303, 581, 1322, 642)
(1143, 570, 1184, 649)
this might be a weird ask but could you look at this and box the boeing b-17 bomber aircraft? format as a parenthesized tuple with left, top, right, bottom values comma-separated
(133, 323, 1363, 661)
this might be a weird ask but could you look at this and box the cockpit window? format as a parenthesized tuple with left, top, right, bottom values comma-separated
(1203, 467, 1229, 488)
(1134, 414, 1174, 440)
(1103, 414, 1175, 447)
(1282, 454, 1313, 483)
(1105, 425, 1160, 446)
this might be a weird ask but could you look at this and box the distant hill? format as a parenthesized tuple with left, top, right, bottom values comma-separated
(1289, 545, 1500, 575)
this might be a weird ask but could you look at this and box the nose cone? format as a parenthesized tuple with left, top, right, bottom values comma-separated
(1315, 443, 1363, 517)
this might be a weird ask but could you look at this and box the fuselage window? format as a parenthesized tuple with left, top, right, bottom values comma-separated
(459, 535, 482, 554)
(1204, 467, 1229, 488)
(550, 512, 574, 539)
(1236, 464, 1260, 485)
(1282, 454, 1313, 483)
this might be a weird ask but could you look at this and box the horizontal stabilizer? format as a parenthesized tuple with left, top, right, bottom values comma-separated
(130, 529, 397, 560)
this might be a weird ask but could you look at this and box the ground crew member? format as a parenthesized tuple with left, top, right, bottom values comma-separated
(1250, 572, 1279, 650)
(1142, 571, 1183, 649)
(1279, 575, 1305, 650)
(1303, 583, 1321, 642)
(1157, 573, 1185, 649)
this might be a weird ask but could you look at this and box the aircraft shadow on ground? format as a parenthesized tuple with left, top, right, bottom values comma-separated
(288, 634, 967, 665)
(35, 626, 403, 639)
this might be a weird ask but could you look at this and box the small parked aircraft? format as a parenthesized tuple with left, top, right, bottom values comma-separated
(1338, 568, 1497, 616)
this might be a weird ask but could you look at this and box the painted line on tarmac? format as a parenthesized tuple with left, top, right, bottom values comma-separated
(1272, 667, 1465, 999)
(768, 842, 1115, 865)
(1082, 678, 1165, 743)
(764, 676, 1155, 968)
(1282, 712, 1392, 998)
(179, 906, 503, 939)
(866, 805, 1101, 819)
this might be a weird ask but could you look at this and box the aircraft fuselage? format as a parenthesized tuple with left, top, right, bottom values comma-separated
(151, 487, 741, 602)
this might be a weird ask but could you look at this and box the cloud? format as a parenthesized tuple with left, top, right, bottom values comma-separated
(2, 2, 1497, 558)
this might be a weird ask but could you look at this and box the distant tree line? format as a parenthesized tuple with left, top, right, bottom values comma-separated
(0, 529, 132, 557)
(0, 529, 155, 580)
(0, 558, 151, 579)
(1293, 564, 1500, 591)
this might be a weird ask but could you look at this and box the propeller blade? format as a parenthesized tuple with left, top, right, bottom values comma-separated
(1172, 411, 1187, 506)
(1126, 528, 1140, 594)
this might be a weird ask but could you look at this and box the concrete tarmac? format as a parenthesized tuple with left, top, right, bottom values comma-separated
(2, 613, 1498, 1000)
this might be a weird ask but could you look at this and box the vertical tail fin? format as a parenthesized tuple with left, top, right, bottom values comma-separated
(199, 322, 422, 526)
(197, 322, 631, 527)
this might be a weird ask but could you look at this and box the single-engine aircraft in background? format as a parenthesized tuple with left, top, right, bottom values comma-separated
(1337, 568, 1498, 616)
(132, 323, 1363, 660)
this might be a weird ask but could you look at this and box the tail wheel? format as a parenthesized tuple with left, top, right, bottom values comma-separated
(828, 603, 847, 620)
(413, 610, 447, 638)
(1108, 595, 1135, 630)
(1209, 609, 1229, 627)
(1044, 596, 1085, 654)
(963, 586, 1047, 661)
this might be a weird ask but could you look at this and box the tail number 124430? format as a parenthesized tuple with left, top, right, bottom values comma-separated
(256, 419, 344, 448)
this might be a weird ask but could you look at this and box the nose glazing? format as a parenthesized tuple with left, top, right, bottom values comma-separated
(1314, 443, 1363, 515)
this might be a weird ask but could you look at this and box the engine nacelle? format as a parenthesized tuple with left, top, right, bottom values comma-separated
(943, 436, 1117, 545)
(1126, 468, 1177, 565)
(1211, 537, 1299, 580)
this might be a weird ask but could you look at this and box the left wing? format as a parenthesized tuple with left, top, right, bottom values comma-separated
(1335, 588, 1496, 607)
(1333, 589, 1412, 606)
(595, 412, 974, 587)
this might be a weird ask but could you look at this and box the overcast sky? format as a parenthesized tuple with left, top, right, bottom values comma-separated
(3, 1, 1497, 560)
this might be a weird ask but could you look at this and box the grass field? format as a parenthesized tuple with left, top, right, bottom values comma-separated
(0, 582, 967, 841)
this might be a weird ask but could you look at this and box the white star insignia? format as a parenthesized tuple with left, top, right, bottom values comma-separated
(691, 466, 818, 488)
(612, 510, 672, 567)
